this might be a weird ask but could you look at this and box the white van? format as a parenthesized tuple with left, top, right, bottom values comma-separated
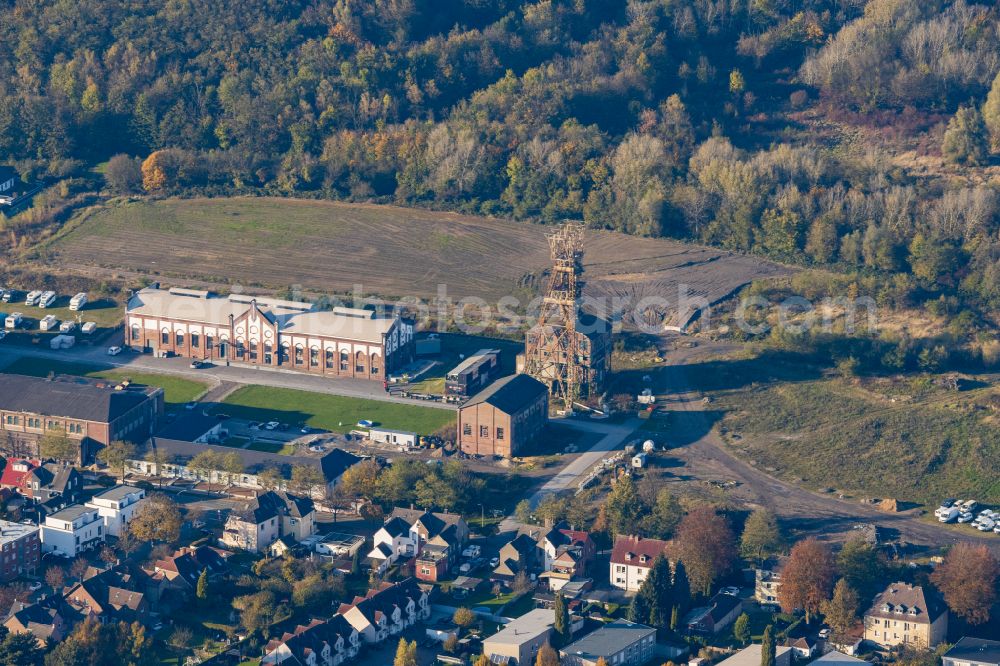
(69, 292, 87, 311)
(38, 291, 57, 308)
(25, 290, 42, 306)
(4, 312, 23, 329)
(39, 315, 59, 331)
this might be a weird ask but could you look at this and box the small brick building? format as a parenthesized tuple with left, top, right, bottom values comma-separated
(458, 374, 548, 458)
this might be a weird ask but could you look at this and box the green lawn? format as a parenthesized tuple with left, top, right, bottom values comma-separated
(245, 440, 297, 455)
(1, 357, 209, 406)
(0, 295, 123, 329)
(217, 385, 455, 434)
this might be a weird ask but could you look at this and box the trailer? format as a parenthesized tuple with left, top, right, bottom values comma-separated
(24, 290, 41, 306)
(4, 312, 22, 329)
(39, 315, 59, 331)
(69, 292, 87, 311)
(38, 291, 56, 308)
(80, 322, 97, 335)
(59, 321, 77, 333)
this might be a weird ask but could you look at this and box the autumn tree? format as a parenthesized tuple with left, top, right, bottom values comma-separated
(671, 506, 737, 595)
(97, 440, 136, 479)
(984, 71, 1000, 152)
(942, 105, 989, 166)
(536, 643, 560, 666)
(220, 452, 244, 487)
(129, 493, 181, 544)
(740, 508, 783, 563)
(45, 565, 66, 594)
(821, 579, 859, 638)
(930, 543, 1000, 625)
(105, 154, 143, 194)
(393, 638, 418, 666)
(196, 569, 208, 603)
(291, 464, 325, 497)
(0, 631, 45, 666)
(338, 459, 380, 500)
(779, 538, 836, 622)
(188, 450, 221, 491)
(453, 607, 475, 628)
(233, 590, 278, 633)
(39, 429, 78, 463)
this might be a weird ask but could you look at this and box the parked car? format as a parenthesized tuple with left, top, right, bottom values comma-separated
(720, 586, 741, 596)
(189, 360, 205, 369)
(357, 419, 374, 428)
(818, 628, 831, 639)
(489, 557, 500, 568)
(264, 421, 280, 430)
(976, 519, 995, 532)
(107, 346, 122, 355)
(958, 512, 975, 523)
(938, 507, 960, 523)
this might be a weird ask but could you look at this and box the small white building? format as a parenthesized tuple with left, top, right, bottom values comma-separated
(40, 505, 105, 557)
(85, 485, 146, 537)
(368, 428, 418, 448)
(631, 452, 647, 468)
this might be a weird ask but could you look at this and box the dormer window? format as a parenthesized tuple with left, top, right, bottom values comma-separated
(882, 604, 892, 612)
(625, 553, 632, 561)
(639, 555, 648, 563)
(908, 607, 919, 615)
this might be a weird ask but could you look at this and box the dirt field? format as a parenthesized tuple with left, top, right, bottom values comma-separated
(46, 198, 789, 326)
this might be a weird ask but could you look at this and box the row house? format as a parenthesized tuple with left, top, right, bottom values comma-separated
(222, 490, 316, 554)
(126, 287, 415, 381)
(0, 374, 163, 464)
(368, 508, 469, 580)
(609, 535, 671, 592)
(0, 520, 40, 581)
(337, 579, 431, 645)
(64, 568, 150, 625)
(148, 545, 232, 596)
(0, 460, 84, 509)
(3, 599, 71, 647)
(263, 616, 361, 666)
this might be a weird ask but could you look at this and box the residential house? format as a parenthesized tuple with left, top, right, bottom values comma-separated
(368, 508, 469, 576)
(1, 460, 84, 508)
(129, 438, 360, 498)
(684, 592, 743, 635)
(0, 520, 40, 581)
(559, 620, 656, 666)
(493, 532, 541, 582)
(755, 565, 781, 606)
(458, 373, 548, 457)
(337, 578, 431, 645)
(942, 638, 1000, 666)
(0, 374, 163, 464)
(40, 504, 105, 557)
(64, 568, 150, 624)
(222, 490, 315, 553)
(85, 485, 146, 537)
(785, 634, 818, 659)
(482, 608, 556, 666)
(263, 616, 361, 666)
(150, 545, 232, 593)
(609, 535, 670, 592)
(3, 599, 71, 647)
(538, 525, 595, 592)
(0, 166, 18, 194)
(716, 645, 792, 666)
(864, 582, 948, 649)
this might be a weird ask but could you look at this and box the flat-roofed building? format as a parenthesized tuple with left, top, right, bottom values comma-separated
(482, 608, 556, 666)
(559, 620, 656, 666)
(0, 520, 41, 581)
(85, 485, 146, 537)
(717, 644, 792, 666)
(126, 286, 414, 380)
(0, 374, 163, 464)
(445, 349, 501, 400)
(942, 638, 1000, 666)
(458, 373, 548, 457)
(40, 505, 104, 557)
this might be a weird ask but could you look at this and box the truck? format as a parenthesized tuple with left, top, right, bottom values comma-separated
(38, 291, 57, 308)
(69, 292, 87, 311)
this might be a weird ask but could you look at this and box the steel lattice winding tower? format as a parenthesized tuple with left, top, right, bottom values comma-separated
(523, 222, 593, 406)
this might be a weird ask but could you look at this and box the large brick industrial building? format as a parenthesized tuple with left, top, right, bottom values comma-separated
(126, 287, 414, 380)
(0, 375, 163, 464)
(458, 374, 548, 458)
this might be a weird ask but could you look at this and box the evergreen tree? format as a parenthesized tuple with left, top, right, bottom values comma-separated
(553, 593, 569, 645)
(670, 605, 679, 631)
(942, 105, 989, 166)
(671, 561, 691, 615)
(761, 625, 776, 666)
(983, 72, 1000, 153)
(196, 569, 208, 602)
(0, 631, 44, 666)
(627, 593, 650, 624)
(641, 555, 674, 628)
(733, 612, 750, 645)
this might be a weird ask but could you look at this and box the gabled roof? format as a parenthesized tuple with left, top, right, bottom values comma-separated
(462, 373, 548, 414)
(943, 638, 1000, 666)
(230, 490, 314, 525)
(387, 508, 465, 543)
(338, 578, 426, 627)
(264, 616, 356, 663)
(610, 535, 669, 566)
(504, 533, 537, 558)
(866, 582, 946, 623)
(0, 459, 39, 488)
(153, 545, 230, 587)
(380, 516, 411, 538)
(0, 374, 159, 423)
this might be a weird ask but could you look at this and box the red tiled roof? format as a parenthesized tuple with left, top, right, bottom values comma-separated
(610, 535, 670, 566)
(0, 459, 39, 489)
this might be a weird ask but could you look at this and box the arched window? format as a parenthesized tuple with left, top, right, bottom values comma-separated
(295, 344, 304, 365)
(355, 350, 366, 373)
(370, 353, 381, 376)
(340, 350, 349, 371)
(325, 349, 335, 368)
(175, 331, 184, 347)
(310, 346, 320, 367)
(249, 340, 258, 360)
(131, 325, 140, 342)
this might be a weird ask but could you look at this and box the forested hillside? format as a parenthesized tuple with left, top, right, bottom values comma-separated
(1, 0, 999, 324)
